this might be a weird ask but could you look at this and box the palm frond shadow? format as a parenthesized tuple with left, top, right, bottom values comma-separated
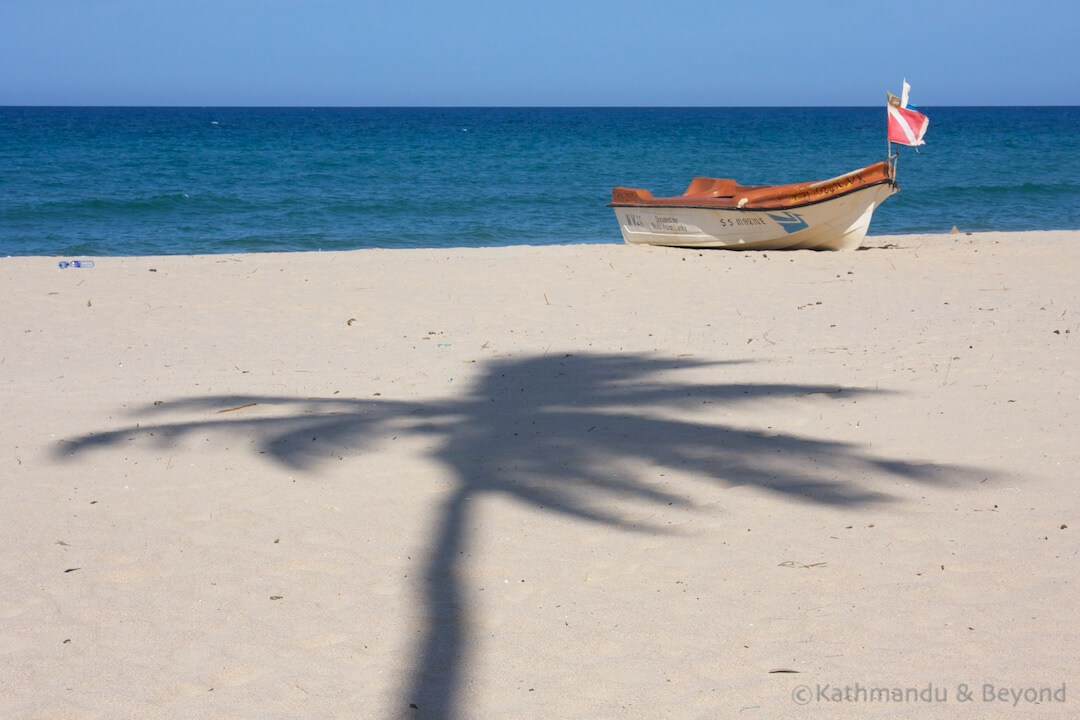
(55, 352, 986, 719)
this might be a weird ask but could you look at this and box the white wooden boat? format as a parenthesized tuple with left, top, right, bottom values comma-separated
(610, 159, 898, 251)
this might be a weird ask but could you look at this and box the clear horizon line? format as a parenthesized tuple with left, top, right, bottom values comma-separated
(3, 103, 1077, 109)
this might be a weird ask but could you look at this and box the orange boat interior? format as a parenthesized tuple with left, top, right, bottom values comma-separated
(611, 160, 895, 210)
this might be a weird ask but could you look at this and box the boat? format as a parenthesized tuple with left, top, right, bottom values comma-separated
(609, 158, 899, 251)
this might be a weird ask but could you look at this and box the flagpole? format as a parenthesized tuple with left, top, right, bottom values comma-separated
(887, 128, 894, 181)
(886, 95, 893, 165)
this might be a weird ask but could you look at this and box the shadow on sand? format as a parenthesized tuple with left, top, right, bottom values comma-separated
(56, 352, 985, 719)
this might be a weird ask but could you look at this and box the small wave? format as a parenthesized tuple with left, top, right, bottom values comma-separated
(935, 182, 1080, 196)
(76, 193, 193, 213)
(8, 192, 263, 221)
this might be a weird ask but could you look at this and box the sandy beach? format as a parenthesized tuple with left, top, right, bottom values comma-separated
(2, 231, 1077, 719)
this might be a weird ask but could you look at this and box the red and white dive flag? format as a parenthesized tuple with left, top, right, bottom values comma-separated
(887, 80, 929, 146)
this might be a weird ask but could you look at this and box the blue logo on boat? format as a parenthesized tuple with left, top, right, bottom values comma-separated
(768, 212, 808, 234)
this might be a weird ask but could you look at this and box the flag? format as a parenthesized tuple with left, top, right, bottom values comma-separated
(888, 103, 929, 145)
(887, 81, 929, 147)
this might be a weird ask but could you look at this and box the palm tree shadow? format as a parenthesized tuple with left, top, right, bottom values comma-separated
(54, 352, 986, 719)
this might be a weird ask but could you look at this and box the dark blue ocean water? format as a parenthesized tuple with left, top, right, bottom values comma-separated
(1, 107, 1077, 256)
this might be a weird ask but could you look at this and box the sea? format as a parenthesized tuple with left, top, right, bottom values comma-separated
(1, 106, 1077, 257)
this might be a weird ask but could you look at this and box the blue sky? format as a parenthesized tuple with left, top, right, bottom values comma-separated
(2, 0, 1076, 106)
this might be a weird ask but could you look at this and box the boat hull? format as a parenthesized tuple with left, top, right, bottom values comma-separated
(610, 162, 899, 251)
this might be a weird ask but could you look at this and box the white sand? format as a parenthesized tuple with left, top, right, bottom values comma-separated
(2, 232, 1077, 719)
